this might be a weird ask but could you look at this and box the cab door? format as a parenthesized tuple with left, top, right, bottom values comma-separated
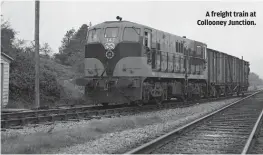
(144, 28, 152, 65)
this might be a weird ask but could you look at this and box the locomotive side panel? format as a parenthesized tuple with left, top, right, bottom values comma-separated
(152, 29, 157, 48)
(174, 53, 180, 72)
(161, 51, 168, 72)
(168, 52, 174, 72)
(165, 33, 169, 53)
(160, 31, 165, 52)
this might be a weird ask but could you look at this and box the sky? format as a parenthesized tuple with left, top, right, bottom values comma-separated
(1, 0, 263, 78)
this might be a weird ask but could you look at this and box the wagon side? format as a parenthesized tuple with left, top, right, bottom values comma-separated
(207, 48, 249, 97)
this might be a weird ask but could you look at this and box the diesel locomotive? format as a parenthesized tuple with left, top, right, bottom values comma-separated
(76, 20, 250, 106)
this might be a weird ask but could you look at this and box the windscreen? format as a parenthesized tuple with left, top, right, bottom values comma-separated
(87, 28, 101, 42)
(105, 27, 119, 38)
(123, 27, 140, 42)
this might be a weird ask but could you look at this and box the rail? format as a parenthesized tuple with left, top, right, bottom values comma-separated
(125, 89, 263, 154)
(1, 91, 257, 130)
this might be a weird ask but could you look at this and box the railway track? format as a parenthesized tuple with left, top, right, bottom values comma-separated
(249, 115, 263, 154)
(125, 90, 263, 154)
(1, 91, 256, 130)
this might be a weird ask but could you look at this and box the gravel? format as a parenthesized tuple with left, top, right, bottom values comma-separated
(53, 98, 240, 154)
(2, 98, 241, 154)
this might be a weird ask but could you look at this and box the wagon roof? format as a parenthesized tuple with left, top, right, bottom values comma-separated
(207, 48, 249, 63)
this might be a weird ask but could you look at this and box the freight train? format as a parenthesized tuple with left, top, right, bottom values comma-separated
(76, 19, 250, 106)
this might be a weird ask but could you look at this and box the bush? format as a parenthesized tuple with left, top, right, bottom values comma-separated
(2, 21, 86, 108)
(8, 52, 61, 108)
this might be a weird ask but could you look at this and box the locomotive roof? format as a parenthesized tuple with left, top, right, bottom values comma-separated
(90, 20, 206, 45)
(89, 20, 248, 62)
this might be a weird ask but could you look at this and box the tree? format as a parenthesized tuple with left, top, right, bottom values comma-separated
(249, 72, 263, 86)
(58, 28, 76, 53)
(1, 20, 61, 108)
(40, 42, 53, 58)
(54, 28, 76, 65)
(54, 24, 88, 70)
(1, 20, 16, 57)
(13, 39, 26, 48)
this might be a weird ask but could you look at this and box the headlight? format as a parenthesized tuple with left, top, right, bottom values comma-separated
(106, 50, 114, 59)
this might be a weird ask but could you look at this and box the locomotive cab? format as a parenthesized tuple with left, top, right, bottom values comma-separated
(77, 21, 152, 105)
(84, 21, 149, 78)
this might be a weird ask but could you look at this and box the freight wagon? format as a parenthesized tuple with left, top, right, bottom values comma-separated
(76, 19, 249, 106)
(207, 48, 249, 97)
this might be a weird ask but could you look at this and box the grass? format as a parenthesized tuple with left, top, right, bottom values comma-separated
(1, 115, 163, 154)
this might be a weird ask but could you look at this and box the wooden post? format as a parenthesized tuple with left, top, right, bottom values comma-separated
(35, 0, 40, 109)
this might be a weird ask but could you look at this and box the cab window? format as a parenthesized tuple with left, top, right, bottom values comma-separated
(144, 29, 151, 48)
(123, 27, 140, 42)
(105, 27, 119, 38)
(87, 28, 101, 42)
(197, 46, 202, 55)
(203, 46, 207, 59)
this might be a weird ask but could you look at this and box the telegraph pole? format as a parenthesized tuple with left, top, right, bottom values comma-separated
(35, 0, 40, 109)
